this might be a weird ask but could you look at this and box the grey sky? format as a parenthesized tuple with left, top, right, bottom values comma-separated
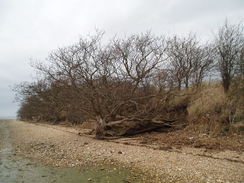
(0, 0, 243, 117)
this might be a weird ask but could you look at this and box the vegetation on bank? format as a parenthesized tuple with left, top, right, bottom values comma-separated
(14, 21, 243, 137)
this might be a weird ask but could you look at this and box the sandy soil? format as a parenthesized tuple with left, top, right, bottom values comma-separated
(5, 120, 244, 183)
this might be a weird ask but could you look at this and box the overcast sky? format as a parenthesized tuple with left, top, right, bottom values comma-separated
(0, 0, 243, 117)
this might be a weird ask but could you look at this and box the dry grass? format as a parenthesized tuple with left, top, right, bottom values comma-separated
(187, 81, 244, 134)
(188, 83, 226, 118)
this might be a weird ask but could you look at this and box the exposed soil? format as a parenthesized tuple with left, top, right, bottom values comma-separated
(51, 120, 244, 152)
(132, 128, 244, 152)
(4, 120, 244, 183)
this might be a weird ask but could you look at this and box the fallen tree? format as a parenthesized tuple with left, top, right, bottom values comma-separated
(95, 102, 188, 138)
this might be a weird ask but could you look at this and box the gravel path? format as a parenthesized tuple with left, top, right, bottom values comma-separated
(5, 120, 244, 183)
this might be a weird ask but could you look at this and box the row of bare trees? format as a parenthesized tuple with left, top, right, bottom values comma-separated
(14, 21, 243, 136)
(215, 22, 244, 92)
(167, 35, 214, 89)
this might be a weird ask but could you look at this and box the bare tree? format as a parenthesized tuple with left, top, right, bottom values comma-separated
(237, 46, 244, 77)
(14, 32, 190, 137)
(214, 21, 244, 92)
(167, 34, 213, 89)
(14, 79, 70, 122)
(191, 44, 214, 87)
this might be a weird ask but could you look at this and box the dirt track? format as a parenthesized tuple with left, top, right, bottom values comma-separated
(4, 119, 244, 183)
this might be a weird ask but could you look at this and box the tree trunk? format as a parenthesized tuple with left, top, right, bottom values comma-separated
(222, 73, 231, 93)
(95, 116, 106, 138)
(95, 104, 188, 138)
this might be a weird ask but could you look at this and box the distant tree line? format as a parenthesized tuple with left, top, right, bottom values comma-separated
(14, 21, 243, 136)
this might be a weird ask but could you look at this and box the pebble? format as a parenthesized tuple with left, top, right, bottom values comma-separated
(10, 120, 243, 183)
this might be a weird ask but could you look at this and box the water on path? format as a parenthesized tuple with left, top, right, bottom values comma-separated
(0, 120, 136, 183)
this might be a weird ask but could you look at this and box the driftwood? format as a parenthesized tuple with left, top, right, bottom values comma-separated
(96, 104, 188, 138)
(102, 119, 178, 137)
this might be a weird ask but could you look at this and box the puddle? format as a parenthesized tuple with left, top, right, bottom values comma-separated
(0, 156, 135, 183)
(0, 120, 138, 183)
